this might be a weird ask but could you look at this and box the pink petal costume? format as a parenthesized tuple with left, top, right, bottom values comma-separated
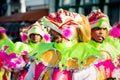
(0, 46, 26, 80)
(0, 47, 8, 80)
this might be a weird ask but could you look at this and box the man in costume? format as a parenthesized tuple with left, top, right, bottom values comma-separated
(88, 9, 120, 79)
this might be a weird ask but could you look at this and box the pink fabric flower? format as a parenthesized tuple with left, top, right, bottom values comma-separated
(109, 26, 120, 38)
(5, 53, 24, 69)
(0, 50, 8, 60)
(43, 34, 50, 42)
(62, 28, 72, 39)
(0, 50, 8, 68)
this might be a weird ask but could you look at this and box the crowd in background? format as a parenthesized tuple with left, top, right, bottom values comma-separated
(0, 9, 120, 80)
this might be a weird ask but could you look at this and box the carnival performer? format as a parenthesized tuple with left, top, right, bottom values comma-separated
(25, 9, 102, 80)
(87, 9, 120, 79)
(14, 22, 49, 55)
(14, 23, 28, 43)
(13, 21, 50, 80)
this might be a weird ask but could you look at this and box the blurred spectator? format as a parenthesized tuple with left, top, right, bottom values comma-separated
(9, 31, 16, 42)
(14, 23, 28, 43)
(1, 3, 7, 16)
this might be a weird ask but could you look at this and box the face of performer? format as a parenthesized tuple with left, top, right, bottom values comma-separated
(49, 29, 68, 43)
(49, 29, 63, 43)
(91, 27, 107, 43)
(30, 33, 42, 43)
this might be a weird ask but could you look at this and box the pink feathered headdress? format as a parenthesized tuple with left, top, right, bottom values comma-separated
(109, 22, 120, 38)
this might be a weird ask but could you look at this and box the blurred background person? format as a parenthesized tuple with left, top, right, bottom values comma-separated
(14, 23, 28, 43)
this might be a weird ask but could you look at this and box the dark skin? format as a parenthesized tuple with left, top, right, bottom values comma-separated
(91, 27, 107, 43)
(30, 33, 42, 44)
(49, 29, 63, 43)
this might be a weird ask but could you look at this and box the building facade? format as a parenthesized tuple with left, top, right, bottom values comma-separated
(0, 0, 49, 16)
